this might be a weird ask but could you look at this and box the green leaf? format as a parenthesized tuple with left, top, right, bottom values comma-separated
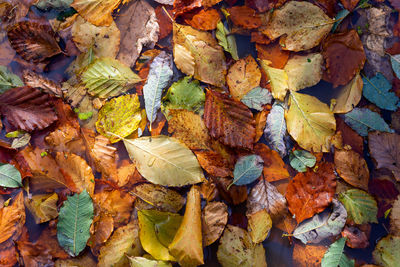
(264, 102, 288, 158)
(373, 235, 400, 267)
(5, 130, 24, 138)
(321, 238, 355, 267)
(292, 199, 347, 244)
(342, 108, 393, 137)
(216, 21, 239, 61)
(162, 76, 205, 117)
(0, 163, 23, 188)
(138, 209, 182, 261)
(81, 58, 141, 99)
(143, 52, 173, 128)
(57, 190, 94, 256)
(0, 66, 24, 94)
(127, 256, 172, 267)
(96, 94, 142, 143)
(362, 73, 399, 111)
(34, 0, 73, 10)
(339, 189, 378, 224)
(390, 54, 400, 79)
(231, 155, 264, 187)
(289, 150, 316, 172)
(123, 135, 205, 186)
(240, 87, 272, 111)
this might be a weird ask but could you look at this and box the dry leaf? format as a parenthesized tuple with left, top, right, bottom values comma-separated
(202, 201, 228, 246)
(71, 0, 123, 27)
(334, 149, 369, 190)
(254, 109, 269, 142)
(195, 150, 232, 178)
(0, 191, 25, 244)
(24, 193, 58, 224)
(22, 70, 62, 97)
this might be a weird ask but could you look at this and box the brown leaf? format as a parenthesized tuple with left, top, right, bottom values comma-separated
(250, 31, 271, 45)
(255, 143, 290, 182)
(204, 90, 256, 150)
(227, 55, 261, 100)
(254, 109, 269, 142)
(341, 225, 369, 249)
(340, 0, 360, 11)
(22, 70, 62, 97)
(336, 117, 363, 155)
(368, 132, 400, 181)
(228, 6, 262, 29)
(195, 150, 232, 177)
(202, 0, 222, 7)
(0, 87, 58, 132)
(292, 242, 327, 267)
(0, 41, 16, 66)
(286, 162, 336, 223)
(200, 179, 218, 202)
(155, 5, 173, 40)
(185, 9, 220, 31)
(256, 42, 290, 69)
(215, 177, 247, 205)
(71, 0, 122, 27)
(45, 124, 86, 156)
(173, 0, 202, 18)
(88, 213, 114, 256)
(202, 201, 228, 246)
(334, 149, 369, 190)
(322, 30, 366, 87)
(7, 21, 62, 63)
(16, 241, 53, 267)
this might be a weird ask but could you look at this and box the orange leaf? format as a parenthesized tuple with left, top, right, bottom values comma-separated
(195, 150, 233, 177)
(215, 177, 247, 205)
(292, 242, 327, 267)
(251, 31, 271, 45)
(228, 6, 262, 29)
(340, 0, 360, 11)
(286, 162, 336, 223)
(256, 42, 290, 69)
(185, 9, 220, 31)
(254, 109, 269, 142)
(254, 143, 290, 182)
(0, 191, 25, 244)
(173, 0, 202, 18)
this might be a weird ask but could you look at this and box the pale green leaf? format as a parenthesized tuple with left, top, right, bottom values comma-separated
(0, 66, 24, 94)
(373, 235, 400, 267)
(216, 21, 239, 61)
(123, 135, 204, 186)
(339, 189, 378, 224)
(81, 58, 141, 99)
(57, 190, 94, 256)
(0, 163, 23, 188)
(289, 150, 316, 172)
(241, 87, 272, 111)
(143, 51, 173, 127)
(362, 73, 399, 111)
(292, 199, 347, 244)
(127, 256, 172, 267)
(321, 238, 354, 267)
(232, 155, 264, 187)
(264, 102, 288, 157)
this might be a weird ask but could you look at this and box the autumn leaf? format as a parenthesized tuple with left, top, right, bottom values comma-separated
(71, 0, 122, 27)
(228, 6, 262, 29)
(339, 189, 378, 224)
(216, 21, 239, 60)
(24, 193, 58, 224)
(195, 150, 232, 177)
(259, 61, 289, 101)
(362, 73, 399, 111)
(241, 87, 272, 111)
(231, 154, 263, 186)
(22, 70, 62, 97)
(373, 235, 400, 267)
(263, 1, 333, 51)
(35, 0, 73, 10)
(204, 90, 256, 150)
(0, 191, 25, 244)
(87, 213, 113, 256)
(332, 74, 363, 114)
(0, 66, 23, 94)
(0, 86, 58, 132)
(7, 21, 62, 63)
(264, 102, 288, 157)
(286, 163, 336, 223)
(321, 238, 354, 267)
(293, 243, 327, 267)
(256, 42, 290, 69)
(185, 9, 220, 31)
(391, 196, 400, 234)
(255, 143, 289, 182)
(128, 256, 172, 267)
(334, 149, 369, 190)
(289, 150, 316, 173)
(202, 201, 228, 246)
(247, 209, 272, 243)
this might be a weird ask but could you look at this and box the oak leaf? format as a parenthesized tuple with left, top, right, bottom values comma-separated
(334, 149, 369, 190)
(286, 162, 336, 223)
(204, 90, 256, 150)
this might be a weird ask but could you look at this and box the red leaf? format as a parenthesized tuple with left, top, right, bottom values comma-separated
(203, 90, 256, 150)
(0, 87, 58, 132)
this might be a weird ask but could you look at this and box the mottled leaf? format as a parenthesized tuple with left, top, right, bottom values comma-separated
(334, 149, 369, 190)
(264, 102, 288, 157)
(202, 201, 228, 246)
(373, 235, 400, 267)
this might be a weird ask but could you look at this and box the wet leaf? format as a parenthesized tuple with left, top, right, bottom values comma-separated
(232, 155, 263, 186)
(195, 150, 232, 178)
(22, 70, 62, 97)
(241, 87, 272, 111)
(286, 91, 336, 152)
(255, 143, 290, 182)
(391, 196, 400, 234)
(263, 1, 333, 51)
(96, 94, 142, 143)
(332, 74, 363, 114)
(0, 86, 58, 132)
(339, 189, 378, 224)
(138, 209, 182, 261)
(81, 58, 141, 99)
(334, 149, 369, 190)
(35, 0, 73, 10)
(202, 201, 228, 246)
(0, 163, 22, 188)
(286, 163, 336, 223)
(342, 108, 393, 137)
(341, 225, 369, 249)
(143, 52, 173, 128)
(0, 191, 25, 244)
(124, 135, 204, 186)
(204, 90, 256, 150)
(127, 256, 172, 267)
(373, 235, 400, 267)
(247, 209, 272, 243)
(24, 193, 58, 224)
(87, 213, 113, 256)
(11, 133, 30, 149)
(264, 102, 288, 157)
(368, 132, 400, 181)
(216, 21, 239, 60)
(321, 237, 354, 267)
(293, 243, 327, 267)
(57, 190, 94, 256)
(289, 150, 316, 173)
(256, 42, 290, 69)
(292, 199, 347, 244)
(169, 186, 204, 266)
(0, 66, 23, 94)
(259, 61, 289, 101)
(7, 21, 62, 63)
(185, 8, 220, 31)
(362, 73, 399, 111)
(71, 0, 123, 26)
(228, 6, 262, 29)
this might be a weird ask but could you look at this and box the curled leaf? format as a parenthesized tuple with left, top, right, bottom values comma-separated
(0, 66, 23, 94)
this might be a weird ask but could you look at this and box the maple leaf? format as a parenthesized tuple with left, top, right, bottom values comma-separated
(0, 87, 58, 132)
(203, 90, 256, 150)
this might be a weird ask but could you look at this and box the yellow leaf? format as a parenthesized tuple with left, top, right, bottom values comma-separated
(259, 60, 288, 101)
(286, 91, 336, 152)
(332, 74, 363, 114)
(173, 44, 195, 76)
(169, 185, 204, 266)
(247, 209, 272, 244)
(71, 0, 122, 27)
(24, 193, 58, 224)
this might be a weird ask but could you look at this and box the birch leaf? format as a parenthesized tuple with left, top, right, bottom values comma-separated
(264, 102, 288, 157)
(0, 66, 24, 94)
(332, 74, 363, 114)
(241, 87, 272, 111)
(339, 189, 378, 224)
(362, 73, 399, 111)
(321, 238, 354, 267)
(0, 163, 22, 188)
(123, 135, 204, 186)
(81, 58, 141, 99)
(216, 21, 239, 60)
(143, 52, 173, 127)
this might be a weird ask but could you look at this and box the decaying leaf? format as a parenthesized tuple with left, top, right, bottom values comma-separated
(391, 196, 400, 234)
(247, 209, 272, 243)
(293, 243, 327, 267)
(373, 235, 400, 267)
(339, 189, 378, 224)
(264, 102, 288, 157)
(25, 193, 58, 224)
(0, 66, 23, 94)
(202, 201, 228, 246)
(0, 191, 25, 244)
(185, 9, 220, 31)
(195, 150, 232, 178)
(228, 6, 262, 29)
(255, 143, 290, 182)
(334, 149, 369, 190)
(22, 70, 62, 97)
(343, 108, 393, 137)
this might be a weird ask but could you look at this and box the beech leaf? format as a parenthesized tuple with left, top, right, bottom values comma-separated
(321, 237, 354, 267)
(0, 66, 24, 93)
(339, 189, 378, 224)
(264, 102, 288, 157)
(216, 21, 239, 61)
(289, 150, 316, 173)
(362, 73, 399, 111)
(57, 190, 94, 257)
(0, 163, 22, 188)
(241, 87, 272, 111)
(231, 155, 264, 186)
(143, 51, 173, 127)
(123, 135, 205, 186)
(202, 201, 228, 246)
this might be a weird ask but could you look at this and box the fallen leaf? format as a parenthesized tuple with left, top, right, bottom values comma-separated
(116, 0, 159, 67)
(227, 55, 261, 100)
(373, 235, 400, 267)
(231, 154, 264, 186)
(264, 102, 288, 157)
(321, 237, 354, 267)
(34, 0, 73, 10)
(247, 209, 272, 243)
(155, 5, 173, 40)
(124, 135, 204, 186)
(332, 74, 363, 114)
(127, 256, 172, 267)
(71, 0, 122, 27)
(286, 91, 336, 152)
(202, 201, 228, 246)
(56, 252, 97, 266)
(216, 21, 239, 60)
(215, 177, 248, 205)
(263, 1, 333, 51)
(0, 163, 22, 188)
(391, 196, 400, 234)
(256, 42, 290, 69)
(339, 189, 378, 224)
(342, 225, 369, 249)
(0, 86, 58, 132)
(334, 149, 369, 190)
(0, 191, 25, 244)
(45, 124, 85, 156)
(340, 0, 360, 11)
(362, 73, 399, 111)
(24, 193, 58, 224)
(289, 150, 316, 173)
(22, 70, 62, 97)
(204, 90, 256, 150)
(286, 162, 336, 223)
(228, 6, 262, 29)
(72, 15, 120, 58)
(185, 8, 220, 31)
(195, 150, 232, 177)
(368, 132, 400, 181)
(0, 66, 23, 94)
(390, 54, 400, 79)
(7, 21, 62, 63)
(293, 243, 327, 267)
(173, 0, 202, 18)
(255, 143, 289, 182)
(322, 30, 366, 87)
(87, 213, 113, 256)
(336, 117, 363, 155)
(259, 61, 289, 101)
(254, 109, 268, 142)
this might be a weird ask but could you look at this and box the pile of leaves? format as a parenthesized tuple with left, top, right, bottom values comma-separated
(1, 0, 400, 266)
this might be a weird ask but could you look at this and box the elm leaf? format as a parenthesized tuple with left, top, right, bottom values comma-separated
(289, 150, 316, 172)
(241, 87, 272, 111)
(321, 238, 355, 267)
(0, 163, 23, 188)
(339, 189, 378, 224)
(231, 155, 264, 187)
(362, 73, 399, 111)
